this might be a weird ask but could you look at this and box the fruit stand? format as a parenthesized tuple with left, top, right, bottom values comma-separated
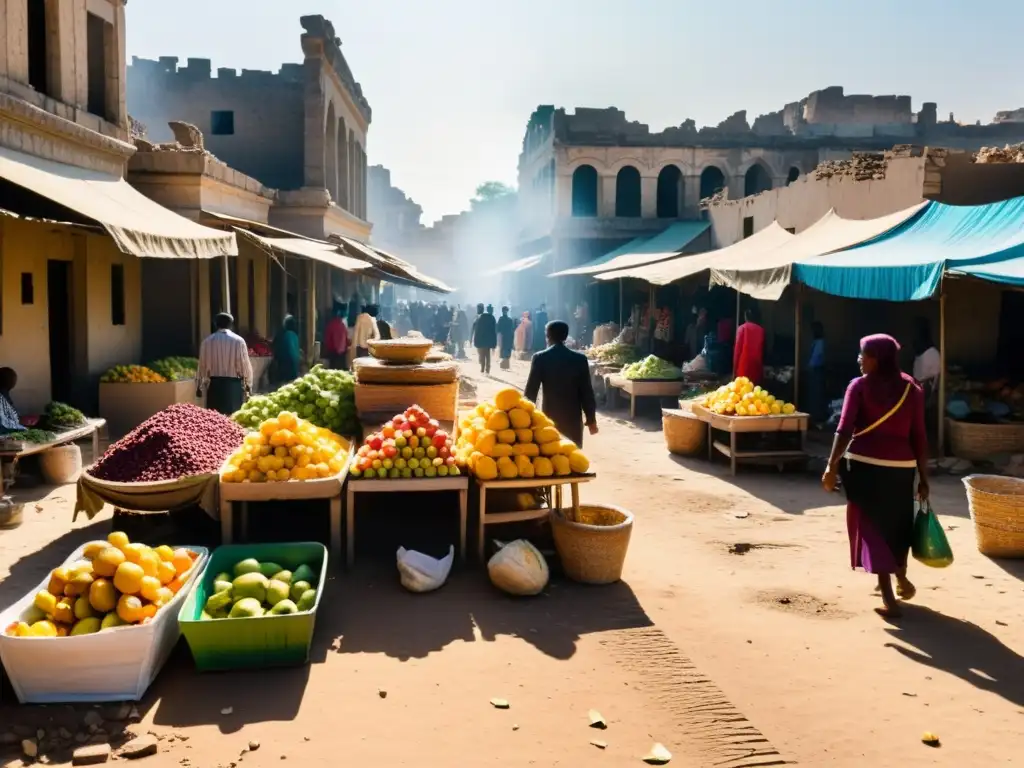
(691, 396, 809, 476)
(98, 364, 197, 437)
(608, 376, 685, 419)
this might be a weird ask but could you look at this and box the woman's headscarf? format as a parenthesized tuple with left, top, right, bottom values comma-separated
(860, 333, 908, 403)
(282, 314, 297, 333)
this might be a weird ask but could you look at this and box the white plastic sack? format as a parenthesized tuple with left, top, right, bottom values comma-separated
(487, 539, 549, 596)
(396, 545, 454, 593)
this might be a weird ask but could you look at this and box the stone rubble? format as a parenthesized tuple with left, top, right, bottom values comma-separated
(973, 143, 1024, 164)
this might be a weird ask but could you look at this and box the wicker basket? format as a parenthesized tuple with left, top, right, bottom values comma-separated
(353, 357, 459, 385)
(947, 418, 1024, 462)
(354, 380, 458, 421)
(962, 474, 1024, 558)
(367, 338, 433, 364)
(662, 409, 705, 456)
(550, 504, 634, 585)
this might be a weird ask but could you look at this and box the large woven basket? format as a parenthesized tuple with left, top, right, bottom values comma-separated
(550, 504, 633, 585)
(353, 357, 458, 385)
(962, 474, 1024, 558)
(947, 418, 1024, 462)
(662, 408, 705, 456)
(367, 338, 433, 364)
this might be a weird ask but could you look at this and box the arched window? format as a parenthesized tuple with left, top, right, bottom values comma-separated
(786, 166, 800, 185)
(337, 117, 349, 209)
(744, 163, 773, 196)
(325, 103, 338, 201)
(656, 165, 683, 218)
(571, 165, 598, 217)
(699, 166, 725, 200)
(615, 166, 641, 217)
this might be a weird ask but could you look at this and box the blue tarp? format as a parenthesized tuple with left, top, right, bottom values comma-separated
(792, 197, 1024, 301)
(548, 221, 708, 277)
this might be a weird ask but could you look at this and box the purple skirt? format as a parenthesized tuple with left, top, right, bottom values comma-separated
(839, 458, 916, 574)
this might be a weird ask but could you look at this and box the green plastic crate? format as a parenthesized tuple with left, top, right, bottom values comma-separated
(178, 542, 327, 672)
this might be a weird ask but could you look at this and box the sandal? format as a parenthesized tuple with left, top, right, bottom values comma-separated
(896, 581, 916, 601)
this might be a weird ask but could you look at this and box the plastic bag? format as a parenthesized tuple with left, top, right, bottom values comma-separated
(912, 501, 954, 568)
(487, 539, 549, 596)
(396, 545, 454, 593)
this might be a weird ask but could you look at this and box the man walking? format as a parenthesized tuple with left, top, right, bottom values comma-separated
(197, 312, 253, 415)
(525, 320, 598, 447)
(496, 305, 515, 370)
(471, 303, 498, 374)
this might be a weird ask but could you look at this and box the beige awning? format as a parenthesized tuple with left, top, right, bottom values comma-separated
(551, 221, 709, 277)
(0, 146, 236, 258)
(595, 222, 795, 285)
(486, 252, 548, 275)
(710, 203, 928, 300)
(234, 229, 370, 272)
(335, 236, 454, 293)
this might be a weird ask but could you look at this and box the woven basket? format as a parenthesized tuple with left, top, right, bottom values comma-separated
(353, 358, 459, 385)
(354, 380, 458, 421)
(550, 504, 634, 585)
(662, 409, 705, 456)
(367, 338, 433, 364)
(962, 474, 1024, 558)
(947, 418, 1024, 462)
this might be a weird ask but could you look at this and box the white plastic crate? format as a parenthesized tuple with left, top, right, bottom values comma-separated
(0, 543, 208, 703)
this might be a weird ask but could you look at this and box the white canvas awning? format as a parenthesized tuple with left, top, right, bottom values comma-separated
(0, 146, 236, 258)
(595, 222, 795, 285)
(550, 221, 709, 277)
(487, 253, 548, 275)
(710, 204, 928, 300)
(234, 229, 370, 272)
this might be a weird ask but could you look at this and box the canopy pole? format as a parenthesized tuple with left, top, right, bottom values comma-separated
(648, 284, 656, 354)
(938, 286, 946, 457)
(221, 254, 231, 315)
(619, 278, 624, 328)
(794, 284, 802, 408)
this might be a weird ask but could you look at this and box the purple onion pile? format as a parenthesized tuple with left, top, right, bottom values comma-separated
(92, 403, 246, 483)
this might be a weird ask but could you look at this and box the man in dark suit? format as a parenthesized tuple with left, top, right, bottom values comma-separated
(524, 320, 598, 447)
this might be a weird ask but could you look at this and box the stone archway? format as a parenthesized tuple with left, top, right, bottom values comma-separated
(615, 166, 641, 217)
(744, 163, 773, 196)
(787, 166, 800, 185)
(325, 102, 338, 201)
(338, 116, 349, 209)
(656, 165, 683, 218)
(572, 165, 599, 217)
(700, 166, 725, 200)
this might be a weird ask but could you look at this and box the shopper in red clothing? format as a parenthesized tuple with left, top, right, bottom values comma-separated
(733, 308, 765, 384)
(323, 302, 349, 370)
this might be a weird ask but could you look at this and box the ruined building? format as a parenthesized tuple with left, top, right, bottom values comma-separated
(367, 164, 423, 251)
(126, 14, 372, 242)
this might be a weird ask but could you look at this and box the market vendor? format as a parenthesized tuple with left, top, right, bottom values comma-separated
(272, 315, 301, 385)
(323, 302, 350, 370)
(733, 308, 765, 384)
(197, 313, 253, 416)
(0, 368, 26, 434)
(525, 320, 598, 447)
(352, 304, 380, 358)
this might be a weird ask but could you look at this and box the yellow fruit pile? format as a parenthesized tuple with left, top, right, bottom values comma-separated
(100, 364, 168, 384)
(3, 533, 198, 638)
(221, 411, 349, 483)
(455, 388, 590, 480)
(700, 377, 797, 417)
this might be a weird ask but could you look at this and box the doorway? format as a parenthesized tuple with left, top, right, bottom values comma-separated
(47, 260, 73, 404)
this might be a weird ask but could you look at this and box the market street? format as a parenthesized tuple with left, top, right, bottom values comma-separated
(0, 359, 1019, 767)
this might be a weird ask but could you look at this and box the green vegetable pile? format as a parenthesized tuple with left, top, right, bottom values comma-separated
(42, 402, 86, 429)
(586, 340, 642, 368)
(233, 365, 358, 436)
(622, 355, 683, 381)
(11, 429, 57, 444)
(148, 357, 199, 381)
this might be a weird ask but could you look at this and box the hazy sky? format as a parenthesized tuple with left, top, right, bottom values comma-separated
(126, 0, 1024, 224)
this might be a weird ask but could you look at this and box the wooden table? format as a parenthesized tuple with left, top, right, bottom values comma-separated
(475, 475, 594, 562)
(691, 404, 808, 476)
(345, 476, 469, 569)
(607, 377, 684, 419)
(0, 419, 106, 490)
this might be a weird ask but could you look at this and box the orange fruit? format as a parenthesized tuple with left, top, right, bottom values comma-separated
(107, 531, 130, 552)
(92, 547, 126, 578)
(153, 587, 174, 606)
(139, 575, 162, 602)
(154, 545, 175, 562)
(121, 543, 147, 564)
(116, 594, 145, 624)
(112, 562, 144, 595)
(171, 549, 193, 576)
(139, 603, 158, 621)
(88, 579, 117, 613)
(137, 549, 160, 578)
(156, 560, 176, 585)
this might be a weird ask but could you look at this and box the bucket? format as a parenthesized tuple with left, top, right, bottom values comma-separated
(0, 496, 24, 529)
(550, 504, 634, 585)
(40, 444, 83, 485)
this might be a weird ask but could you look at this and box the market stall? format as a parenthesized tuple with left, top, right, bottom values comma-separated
(1, 417, 106, 492)
(98, 360, 198, 437)
(606, 355, 684, 419)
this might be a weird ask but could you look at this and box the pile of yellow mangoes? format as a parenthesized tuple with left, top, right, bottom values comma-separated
(3, 533, 198, 638)
(455, 388, 590, 480)
(221, 411, 349, 483)
(700, 377, 797, 417)
(100, 364, 168, 384)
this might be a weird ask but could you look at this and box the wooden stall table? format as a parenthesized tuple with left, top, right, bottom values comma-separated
(607, 377, 684, 419)
(475, 474, 594, 562)
(0, 419, 107, 491)
(345, 475, 469, 569)
(691, 404, 808, 476)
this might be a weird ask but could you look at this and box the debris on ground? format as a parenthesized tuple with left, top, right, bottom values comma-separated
(588, 709, 606, 729)
(489, 698, 510, 709)
(590, 739, 608, 749)
(642, 742, 672, 764)
(72, 743, 112, 765)
(120, 734, 159, 759)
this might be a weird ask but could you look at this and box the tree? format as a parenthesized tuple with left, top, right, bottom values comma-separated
(471, 181, 516, 208)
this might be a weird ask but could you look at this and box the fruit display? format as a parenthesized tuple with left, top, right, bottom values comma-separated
(455, 388, 591, 480)
(350, 405, 461, 480)
(622, 355, 683, 381)
(700, 377, 797, 417)
(147, 356, 199, 381)
(3, 533, 199, 638)
(221, 411, 349, 483)
(243, 332, 273, 358)
(199, 557, 319, 619)
(585, 339, 642, 368)
(91, 403, 246, 483)
(233, 365, 357, 438)
(100, 365, 168, 384)
(41, 401, 87, 429)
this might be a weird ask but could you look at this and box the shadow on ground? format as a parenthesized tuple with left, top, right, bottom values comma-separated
(884, 604, 1024, 708)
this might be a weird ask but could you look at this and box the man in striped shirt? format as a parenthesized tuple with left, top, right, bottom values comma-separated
(197, 313, 253, 416)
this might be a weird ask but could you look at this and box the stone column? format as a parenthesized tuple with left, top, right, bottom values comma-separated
(0, 0, 30, 83)
(728, 175, 746, 202)
(683, 175, 702, 217)
(301, 55, 326, 189)
(599, 174, 616, 217)
(640, 176, 658, 218)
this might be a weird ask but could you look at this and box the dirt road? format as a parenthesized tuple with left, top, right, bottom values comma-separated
(0, 359, 1021, 767)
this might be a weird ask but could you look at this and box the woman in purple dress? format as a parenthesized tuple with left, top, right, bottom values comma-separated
(821, 334, 929, 618)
